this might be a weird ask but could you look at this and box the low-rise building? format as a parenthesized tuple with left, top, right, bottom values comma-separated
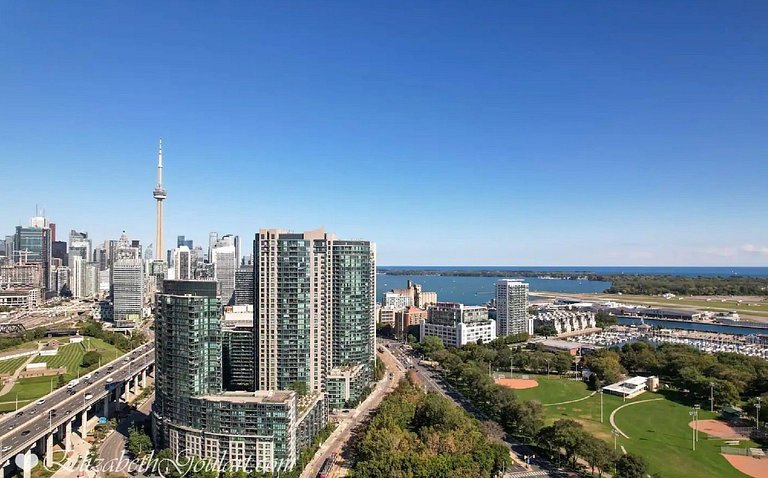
(534, 310, 596, 335)
(0, 288, 40, 309)
(420, 302, 496, 347)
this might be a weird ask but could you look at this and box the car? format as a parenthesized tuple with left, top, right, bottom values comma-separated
(21, 430, 30, 436)
(94, 371, 100, 375)
(8, 425, 15, 431)
(107, 377, 113, 383)
(29, 409, 36, 415)
(65, 410, 71, 415)
(84, 394, 93, 400)
(15, 412, 23, 417)
(1, 446, 10, 452)
(36, 399, 45, 405)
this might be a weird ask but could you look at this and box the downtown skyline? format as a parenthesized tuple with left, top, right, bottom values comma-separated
(2, 2, 767, 266)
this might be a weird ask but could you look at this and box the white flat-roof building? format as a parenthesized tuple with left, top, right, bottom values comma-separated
(602, 376, 655, 399)
(420, 302, 496, 347)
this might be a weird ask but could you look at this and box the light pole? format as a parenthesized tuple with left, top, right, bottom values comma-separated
(599, 387, 604, 423)
(709, 382, 714, 413)
(689, 408, 699, 451)
(757, 397, 762, 430)
(546, 359, 551, 379)
(611, 428, 619, 451)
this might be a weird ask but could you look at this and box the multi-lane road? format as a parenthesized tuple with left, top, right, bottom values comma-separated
(0, 342, 154, 465)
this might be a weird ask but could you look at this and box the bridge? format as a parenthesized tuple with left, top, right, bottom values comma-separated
(0, 342, 155, 478)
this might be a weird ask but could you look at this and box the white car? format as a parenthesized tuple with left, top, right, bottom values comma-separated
(36, 399, 45, 405)
(84, 394, 93, 400)
(107, 377, 113, 383)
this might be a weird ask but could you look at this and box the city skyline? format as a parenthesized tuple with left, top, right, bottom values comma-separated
(2, 3, 767, 266)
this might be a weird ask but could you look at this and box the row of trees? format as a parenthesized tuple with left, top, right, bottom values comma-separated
(78, 319, 146, 352)
(350, 376, 510, 477)
(584, 341, 768, 412)
(425, 338, 657, 476)
(537, 418, 650, 478)
(603, 274, 768, 296)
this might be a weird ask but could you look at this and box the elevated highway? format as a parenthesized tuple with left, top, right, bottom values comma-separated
(0, 342, 155, 478)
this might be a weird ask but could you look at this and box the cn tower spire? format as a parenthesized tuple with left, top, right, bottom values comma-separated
(153, 139, 167, 261)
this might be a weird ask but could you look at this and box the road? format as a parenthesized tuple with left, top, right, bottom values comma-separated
(383, 340, 566, 478)
(0, 342, 154, 463)
(98, 392, 155, 468)
(301, 343, 404, 478)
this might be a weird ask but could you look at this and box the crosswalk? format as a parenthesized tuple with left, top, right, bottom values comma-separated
(504, 470, 552, 477)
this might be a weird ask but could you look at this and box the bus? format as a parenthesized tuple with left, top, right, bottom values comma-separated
(317, 454, 335, 478)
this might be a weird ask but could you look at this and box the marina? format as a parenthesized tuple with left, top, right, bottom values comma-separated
(569, 326, 768, 359)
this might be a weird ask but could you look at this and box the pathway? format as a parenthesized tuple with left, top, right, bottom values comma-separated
(609, 398, 664, 438)
(542, 391, 596, 407)
(0, 342, 43, 396)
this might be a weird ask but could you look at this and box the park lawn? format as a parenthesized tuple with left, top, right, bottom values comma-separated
(32, 338, 123, 380)
(0, 375, 57, 412)
(0, 356, 31, 375)
(509, 375, 755, 478)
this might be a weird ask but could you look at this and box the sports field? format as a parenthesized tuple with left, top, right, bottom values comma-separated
(501, 373, 760, 478)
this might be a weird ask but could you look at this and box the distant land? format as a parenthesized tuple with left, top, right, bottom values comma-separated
(377, 267, 768, 297)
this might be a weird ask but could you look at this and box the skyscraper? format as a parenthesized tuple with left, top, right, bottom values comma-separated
(13, 217, 52, 292)
(153, 280, 325, 473)
(254, 228, 376, 407)
(234, 264, 254, 305)
(173, 246, 192, 280)
(152, 140, 167, 262)
(113, 257, 144, 326)
(211, 235, 237, 306)
(68, 230, 92, 298)
(495, 279, 531, 337)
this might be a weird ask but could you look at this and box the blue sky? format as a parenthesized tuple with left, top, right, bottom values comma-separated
(1, 2, 767, 266)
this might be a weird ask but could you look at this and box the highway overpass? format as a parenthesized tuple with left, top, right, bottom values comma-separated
(0, 342, 155, 478)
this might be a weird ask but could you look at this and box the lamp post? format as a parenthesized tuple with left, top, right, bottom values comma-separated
(599, 387, 604, 423)
(545, 358, 551, 379)
(709, 382, 714, 413)
(757, 397, 762, 430)
(611, 428, 619, 451)
(689, 408, 699, 451)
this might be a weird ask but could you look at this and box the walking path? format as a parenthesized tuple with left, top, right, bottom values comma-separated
(542, 391, 596, 407)
(0, 342, 43, 396)
(609, 398, 664, 438)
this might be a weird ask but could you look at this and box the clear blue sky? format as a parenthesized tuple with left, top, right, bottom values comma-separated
(1, 2, 767, 266)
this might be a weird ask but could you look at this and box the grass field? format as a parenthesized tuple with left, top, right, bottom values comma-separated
(32, 338, 123, 380)
(0, 376, 56, 411)
(0, 356, 31, 375)
(506, 373, 757, 478)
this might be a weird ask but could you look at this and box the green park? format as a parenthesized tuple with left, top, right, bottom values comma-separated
(505, 373, 759, 478)
(0, 321, 141, 412)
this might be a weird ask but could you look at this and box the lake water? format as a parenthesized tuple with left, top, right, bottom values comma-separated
(380, 266, 768, 278)
(376, 274, 611, 306)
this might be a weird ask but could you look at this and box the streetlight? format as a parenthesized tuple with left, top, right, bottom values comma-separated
(545, 359, 551, 379)
(611, 428, 619, 451)
(599, 387, 604, 423)
(709, 382, 714, 413)
(689, 408, 699, 451)
(757, 397, 762, 430)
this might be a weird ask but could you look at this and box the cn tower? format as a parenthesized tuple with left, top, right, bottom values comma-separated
(153, 139, 167, 261)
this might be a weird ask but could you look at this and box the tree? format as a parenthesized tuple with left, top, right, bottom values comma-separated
(585, 350, 626, 385)
(595, 311, 616, 328)
(579, 435, 617, 477)
(534, 323, 558, 338)
(421, 336, 445, 356)
(81, 351, 101, 368)
(127, 428, 153, 458)
(57, 374, 66, 388)
(287, 381, 308, 397)
(615, 453, 648, 478)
